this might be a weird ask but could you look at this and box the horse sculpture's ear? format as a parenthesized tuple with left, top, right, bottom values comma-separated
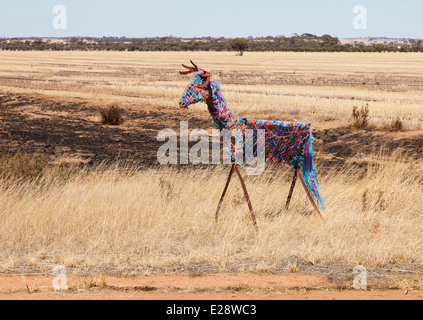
(198, 71, 211, 88)
(179, 60, 199, 75)
(179, 60, 211, 88)
(190, 60, 198, 69)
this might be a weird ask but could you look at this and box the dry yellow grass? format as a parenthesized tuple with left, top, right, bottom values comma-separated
(0, 150, 422, 274)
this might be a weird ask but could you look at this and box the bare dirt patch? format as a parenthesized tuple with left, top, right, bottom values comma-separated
(1, 273, 422, 300)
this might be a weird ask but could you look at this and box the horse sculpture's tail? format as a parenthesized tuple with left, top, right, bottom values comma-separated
(302, 130, 326, 210)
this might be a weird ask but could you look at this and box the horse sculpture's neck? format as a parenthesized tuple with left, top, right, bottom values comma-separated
(205, 81, 237, 131)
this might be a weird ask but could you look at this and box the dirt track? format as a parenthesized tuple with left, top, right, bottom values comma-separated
(1, 273, 422, 300)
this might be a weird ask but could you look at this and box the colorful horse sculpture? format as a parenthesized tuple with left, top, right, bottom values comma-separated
(179, 61, 325, 229)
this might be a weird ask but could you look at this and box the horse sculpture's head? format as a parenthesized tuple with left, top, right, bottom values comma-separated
(179, 60, 212, 109)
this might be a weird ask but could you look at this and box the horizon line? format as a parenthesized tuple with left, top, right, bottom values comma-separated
(2, 35, 423, 40)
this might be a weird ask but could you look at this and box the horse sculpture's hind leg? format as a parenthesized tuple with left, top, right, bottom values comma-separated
(285, 167, 325, 222)
(297, 171, 326, 222)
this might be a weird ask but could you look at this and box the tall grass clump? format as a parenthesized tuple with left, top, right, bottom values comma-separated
(351, 104, 370, 128)
(100, 105, 125, 125)
(0, 152, 48, 183)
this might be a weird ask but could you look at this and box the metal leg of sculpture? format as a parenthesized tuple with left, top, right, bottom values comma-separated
(234, 165, 258, 231)
(297, 171, 325, 222)
(285, 168, 298, 210)
(215, 164, 235, 223)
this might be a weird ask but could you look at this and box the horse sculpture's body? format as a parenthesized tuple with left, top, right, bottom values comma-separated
(179, 62, 325, 228)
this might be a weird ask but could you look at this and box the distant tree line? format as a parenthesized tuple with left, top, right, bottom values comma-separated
(1, 34, 422, 53)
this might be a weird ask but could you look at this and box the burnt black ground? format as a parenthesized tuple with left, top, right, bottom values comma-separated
(1, 92, 422, 170)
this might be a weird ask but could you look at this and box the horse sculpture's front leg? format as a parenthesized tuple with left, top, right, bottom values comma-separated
(233, 165, 258, 230)
(215, 164, 235, 223)
(215, 164, 258, 231)
(285, 168, 298, 210)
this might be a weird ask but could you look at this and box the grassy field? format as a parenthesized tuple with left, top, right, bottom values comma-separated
(1, 51, 423, 130)
(0, 51, 422, 277)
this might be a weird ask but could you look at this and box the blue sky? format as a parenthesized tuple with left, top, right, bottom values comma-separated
(1, 0, 422, 38)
